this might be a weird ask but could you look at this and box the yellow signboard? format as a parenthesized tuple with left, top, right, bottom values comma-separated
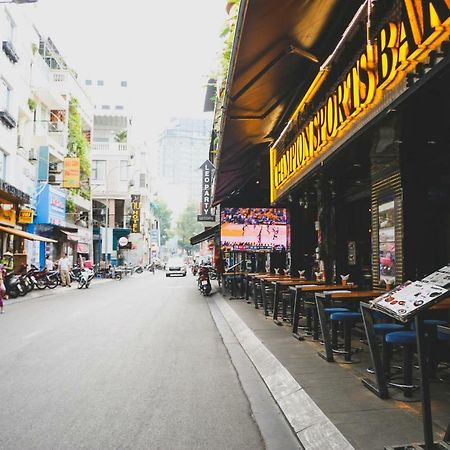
(271, 0, 450, 202)
(0, 201, 16, 226)
(63, 157, 81, 189)
(18, 209, 33, 224)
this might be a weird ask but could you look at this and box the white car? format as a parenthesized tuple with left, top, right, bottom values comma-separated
(165, 259, 187, 277)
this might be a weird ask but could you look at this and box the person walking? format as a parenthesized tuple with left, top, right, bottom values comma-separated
(0, 265, 6, 314)
(58, 253, 71, 287)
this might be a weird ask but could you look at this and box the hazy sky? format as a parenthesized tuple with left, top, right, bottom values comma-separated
(29, 0, 226, 139)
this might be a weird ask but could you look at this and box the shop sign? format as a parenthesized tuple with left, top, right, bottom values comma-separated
(36, 184, 66, 226)
(0, 178, 30, 204)
(18, 208, 33, 224)
(118, 236, 128, 247)
(62, 157, 80, 189)
(0, 201, 16, 226)
(198, 160, 215, 222)
(130, 195, 141, 233)
(271, 0, 450, 202)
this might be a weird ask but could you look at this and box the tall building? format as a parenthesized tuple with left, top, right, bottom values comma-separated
(157, 116, 212, 216)
(84, 78, 151, 265)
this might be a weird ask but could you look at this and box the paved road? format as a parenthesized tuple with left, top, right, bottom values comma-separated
(0, 273, 265, 450)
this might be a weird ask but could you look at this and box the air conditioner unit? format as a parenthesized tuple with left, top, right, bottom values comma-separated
(49, 162, 61, 173)
(48, 174, 57, 184)
(129, 179, 135, 187)
(29, 148, 37, 161)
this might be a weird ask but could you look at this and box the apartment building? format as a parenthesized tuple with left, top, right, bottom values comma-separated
(0, 4, 94, 269)
(84, 78, 152, 265)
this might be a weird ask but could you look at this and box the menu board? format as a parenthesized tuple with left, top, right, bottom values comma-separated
(370, 265, 450, 322)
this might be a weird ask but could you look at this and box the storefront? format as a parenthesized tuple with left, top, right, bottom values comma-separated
(30, 183, 79, 267)
(212, 0, 450, 290)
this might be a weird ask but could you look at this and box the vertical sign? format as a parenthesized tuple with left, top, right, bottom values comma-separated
(38, 146, 49, 182)
(63, 157, 81, 188)
(130, 194, 141, 233)
(197, 160, 215, 222)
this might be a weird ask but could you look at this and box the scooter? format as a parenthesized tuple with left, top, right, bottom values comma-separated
(77, 268, 95, 289)
(4, 272, 24, 298)
(197, 266, 211, 296)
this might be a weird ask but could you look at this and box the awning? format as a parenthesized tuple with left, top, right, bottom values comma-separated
(0, 224, 57, 243)
(190, 224, 220, 246)
(213, 0, 364, 205)
(60, 230, 78, 242)
(77, 243, 89, 254)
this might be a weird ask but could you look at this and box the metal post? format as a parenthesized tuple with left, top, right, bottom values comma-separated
(104, 195, 109, 264)
(415, 314, 435, 450)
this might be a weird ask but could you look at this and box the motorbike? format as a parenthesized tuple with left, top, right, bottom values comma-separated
(197, 266, 212, 296)
(29, 265, 49, 290)
(46, 270, 60, 288)
(133, 265, 143, 274)
(77, 268, 95, 289)
(4, 272, 25, 298)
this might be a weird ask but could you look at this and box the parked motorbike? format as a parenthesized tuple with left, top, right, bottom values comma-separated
(197, 266, 212, 296)
(46, 270, 60, 289)
(4, 272, 24, 298)
(77, 267, 94, 289)
(29, 265, 49, 290)
(133, 265, 143, 274)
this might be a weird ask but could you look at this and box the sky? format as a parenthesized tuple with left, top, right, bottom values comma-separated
(29, 0, 226, 140)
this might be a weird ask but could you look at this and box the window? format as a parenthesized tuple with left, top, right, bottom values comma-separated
(101, 105, 110, 110)
(115, 105, 124, 110)
(121, 81, 127, 87)
(120, 160, 128, 181)
(97, 80, 104, 86)
(91, 160, 106, 181)
(85, 80, 92, 86)
(0, 150, 6, 179)
(139, 173, 146, 188)
(0, 79, 12, 112)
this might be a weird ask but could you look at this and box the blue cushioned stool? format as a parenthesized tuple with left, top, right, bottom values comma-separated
(385, 331, 425, 398)
(371, 323, 405, 375)
(324, 308, 350, 349)
(329, 312, 362, 362)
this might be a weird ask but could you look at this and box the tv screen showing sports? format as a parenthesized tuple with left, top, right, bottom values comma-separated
(220, 207, 289, 252)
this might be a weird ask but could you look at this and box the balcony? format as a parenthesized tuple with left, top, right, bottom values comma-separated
(0, 110, 17, 129)
(92, 142, 128, 153)
(2, 41, 19, 63)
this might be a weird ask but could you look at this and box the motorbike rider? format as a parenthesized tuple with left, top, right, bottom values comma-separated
(0, 251, 14, 273)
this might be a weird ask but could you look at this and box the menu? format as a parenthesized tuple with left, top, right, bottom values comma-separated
(370, 265, 450, 322)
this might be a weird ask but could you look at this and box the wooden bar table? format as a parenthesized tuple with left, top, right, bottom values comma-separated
(290, 284, 359, 341)
(271, 279, 324, 322)
(316, 290, 381, 363)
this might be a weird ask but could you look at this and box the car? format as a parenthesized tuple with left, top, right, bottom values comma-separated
(165, 259, 187, 277)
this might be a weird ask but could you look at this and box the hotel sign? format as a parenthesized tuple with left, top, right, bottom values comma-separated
(130, 194, 141, 233)
(271, 0, 450, 202)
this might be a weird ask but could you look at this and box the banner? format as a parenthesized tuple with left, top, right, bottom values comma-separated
(130, 194, 141, 233)
(18, 208, 33, 224)
(197, 160, 215, 222)
(63, 157, 80, 188)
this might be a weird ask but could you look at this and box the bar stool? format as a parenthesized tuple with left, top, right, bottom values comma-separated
(366, 323, 405, 375)
(385, 330, 427, 398)
(324, 307, 350, 349)
(329, 311, 363, 362)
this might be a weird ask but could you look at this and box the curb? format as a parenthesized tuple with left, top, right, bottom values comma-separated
(213, 295, 355, 450)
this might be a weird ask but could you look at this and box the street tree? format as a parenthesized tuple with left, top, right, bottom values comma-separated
(151, 199, 173, 246)
(176, 203, 203, 252)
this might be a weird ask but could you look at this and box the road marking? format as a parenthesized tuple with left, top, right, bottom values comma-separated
(23, 330, 44, 340)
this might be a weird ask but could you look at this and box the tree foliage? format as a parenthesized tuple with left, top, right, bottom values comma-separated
(151, 199, 173, 246)
(176, 203, 203, 251)
(114, 130, 128, 143)
(67, 97, 91, 200)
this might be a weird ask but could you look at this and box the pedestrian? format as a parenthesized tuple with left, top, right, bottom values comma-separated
(0, 265, 6, 314)
(45, 255, 54, 272)
(58, 253, 71, 287)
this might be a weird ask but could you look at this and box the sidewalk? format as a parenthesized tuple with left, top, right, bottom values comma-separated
(3, 277, 115, 307)
(212, 290, 449, 450)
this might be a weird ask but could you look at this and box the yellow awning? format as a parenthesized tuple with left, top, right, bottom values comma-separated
(0, 225, 57, 243)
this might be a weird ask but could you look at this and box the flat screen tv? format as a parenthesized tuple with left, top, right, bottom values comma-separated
(220, 207, 289, 252)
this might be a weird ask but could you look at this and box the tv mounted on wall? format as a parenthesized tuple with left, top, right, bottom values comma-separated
(220, 207, 289, 252)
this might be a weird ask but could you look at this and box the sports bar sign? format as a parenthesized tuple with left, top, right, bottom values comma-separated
(270, 0, 450, 202)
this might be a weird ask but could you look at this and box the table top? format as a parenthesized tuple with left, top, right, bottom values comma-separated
(288, 284, 359, 292)
(274, 279, 325, 286)
(320, 290, 382, 300)
(222, 271, 247, 276)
